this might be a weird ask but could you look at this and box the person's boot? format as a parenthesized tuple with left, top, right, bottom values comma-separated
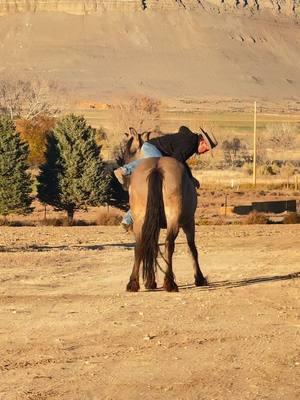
(114, 168, 129, 190)
(121, 210, 133, 233)
(121, 221, 133, 233)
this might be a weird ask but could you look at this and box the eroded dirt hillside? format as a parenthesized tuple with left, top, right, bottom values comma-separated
(0, 0, 299, 109)
(0, 0, 299, 16)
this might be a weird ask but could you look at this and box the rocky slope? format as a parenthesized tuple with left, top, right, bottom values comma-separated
(0, 1, 299, 110)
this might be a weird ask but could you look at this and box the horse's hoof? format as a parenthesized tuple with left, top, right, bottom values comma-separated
(126, 280, 140, 292)
(195, 276, 208, 287)
(163, 279, 179, 292)
(145, 281, 157, 290)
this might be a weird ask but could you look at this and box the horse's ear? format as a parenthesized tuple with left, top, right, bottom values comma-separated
(141, 131, 151, 142)
(137, 134, 144, 148)
(129, 127, 138, 137)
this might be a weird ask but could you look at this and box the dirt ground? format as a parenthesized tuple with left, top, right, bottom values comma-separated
(0, 225, 299, 400)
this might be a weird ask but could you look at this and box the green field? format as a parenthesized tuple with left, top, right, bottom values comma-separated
(70, 107, 300, 165)
(78, 108, 300, 137)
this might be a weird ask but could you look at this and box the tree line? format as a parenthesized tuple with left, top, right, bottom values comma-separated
(0, 114, 114, 224)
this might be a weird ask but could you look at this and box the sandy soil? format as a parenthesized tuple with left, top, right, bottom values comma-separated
(0, 224, 299, 400)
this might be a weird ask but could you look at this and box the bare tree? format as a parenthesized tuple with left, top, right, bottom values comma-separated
(111, 95, 161, 145)
(266, 123, 297, 150)
(221, 137, 250, 168)
(0, 76, 64, 120)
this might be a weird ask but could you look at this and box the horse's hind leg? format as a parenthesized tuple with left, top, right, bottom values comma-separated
(144, 271, 157, 290)
(126, 243, 141, 292)
(182, 221, 207, 286)
(163, 225, 179, 292)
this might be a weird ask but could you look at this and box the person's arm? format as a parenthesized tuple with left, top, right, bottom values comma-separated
(172, 151, 199, 186)
(182, 161, 200, 188)
(182, 160, 193, 179)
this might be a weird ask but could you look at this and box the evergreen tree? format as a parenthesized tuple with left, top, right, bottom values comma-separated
(0, 116, 33, 218)
(37, 114, 110, 224)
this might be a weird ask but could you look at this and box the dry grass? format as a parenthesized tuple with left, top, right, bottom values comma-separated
(0, 219, 34, 227)
(96, 208, 122, 226)
(38, 218, 93, 226)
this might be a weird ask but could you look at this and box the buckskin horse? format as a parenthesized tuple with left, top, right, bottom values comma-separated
(123, 128, 207, 292)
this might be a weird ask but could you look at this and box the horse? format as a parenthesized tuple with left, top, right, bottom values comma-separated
(123, 128, 207, 292)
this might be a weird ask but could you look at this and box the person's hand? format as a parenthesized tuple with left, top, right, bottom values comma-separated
(192, 177, 200, 189)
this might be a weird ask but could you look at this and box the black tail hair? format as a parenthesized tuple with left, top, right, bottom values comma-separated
(140, 167, 164, 286)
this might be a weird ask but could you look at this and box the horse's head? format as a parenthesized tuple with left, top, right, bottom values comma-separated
(122, 127, 151, 163)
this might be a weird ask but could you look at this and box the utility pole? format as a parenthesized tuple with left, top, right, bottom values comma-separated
(253, 101, 257, 187)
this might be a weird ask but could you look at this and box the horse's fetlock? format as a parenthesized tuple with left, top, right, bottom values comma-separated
(195, 275, 208, 286)
(126, 280, 140, 292)
(163, 277, 179, 292)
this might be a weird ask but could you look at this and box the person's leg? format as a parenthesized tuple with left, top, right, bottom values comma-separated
(141, 142, 163, 158)
(114, 142, 162, 185)
(116, 142, 163, 229)
(121, 159, 142, 175)
(121, 209, 133, 231)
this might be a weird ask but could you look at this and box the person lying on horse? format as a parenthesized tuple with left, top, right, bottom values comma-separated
(114, 125, 218, 230)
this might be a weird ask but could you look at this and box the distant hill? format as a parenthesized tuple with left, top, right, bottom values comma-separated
(0, 0, 299, 111)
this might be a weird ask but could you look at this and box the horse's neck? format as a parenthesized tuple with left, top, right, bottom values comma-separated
(135, 149, 143, 160)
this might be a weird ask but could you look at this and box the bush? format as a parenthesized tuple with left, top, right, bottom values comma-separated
(280, 163, 295, 179)
(38, 217, 70, 226)
(38, 217, 96, 226)
(257, 163, 279, 176)
(242, 162, 253, 176)
(282, 212, 300, 224)
(244, 211, 269, 224)
(96, 209, 122, 226)
(0, 219, 34, 227)
(16, 116, 55, 166)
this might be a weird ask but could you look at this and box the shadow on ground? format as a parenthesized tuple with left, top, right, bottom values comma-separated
(179, 271, 300, 291)
(139, 272, 300, 292)
(0, 242, 137, 252)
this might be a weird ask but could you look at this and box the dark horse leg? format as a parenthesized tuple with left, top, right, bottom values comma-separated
(126, 241, 142, 292)
(182, 221, 207, 286)
(163, 226, 179, 292)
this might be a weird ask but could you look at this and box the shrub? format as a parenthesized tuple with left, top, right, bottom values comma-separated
(0, 219, 34, 227)
(280, 163, 295, 179)
(96, 209, 122, 226)
(242, 162, 253, 176)
(282, 213, 300, 224)
(38, 217, 96, 226)
(257, 163, 278, 176)
(16, 116, 55, 166)
(39, 217, 70, 226)
(244, 211, 269, 224)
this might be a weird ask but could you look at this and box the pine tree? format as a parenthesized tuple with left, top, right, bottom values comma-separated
(0, 116, 33, 218)
(37, 114, 110, 224)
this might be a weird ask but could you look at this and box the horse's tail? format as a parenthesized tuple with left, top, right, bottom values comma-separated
(140, 167, 164, 287)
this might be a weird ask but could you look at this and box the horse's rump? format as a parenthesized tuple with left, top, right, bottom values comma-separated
(130, 157, 196, 228)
